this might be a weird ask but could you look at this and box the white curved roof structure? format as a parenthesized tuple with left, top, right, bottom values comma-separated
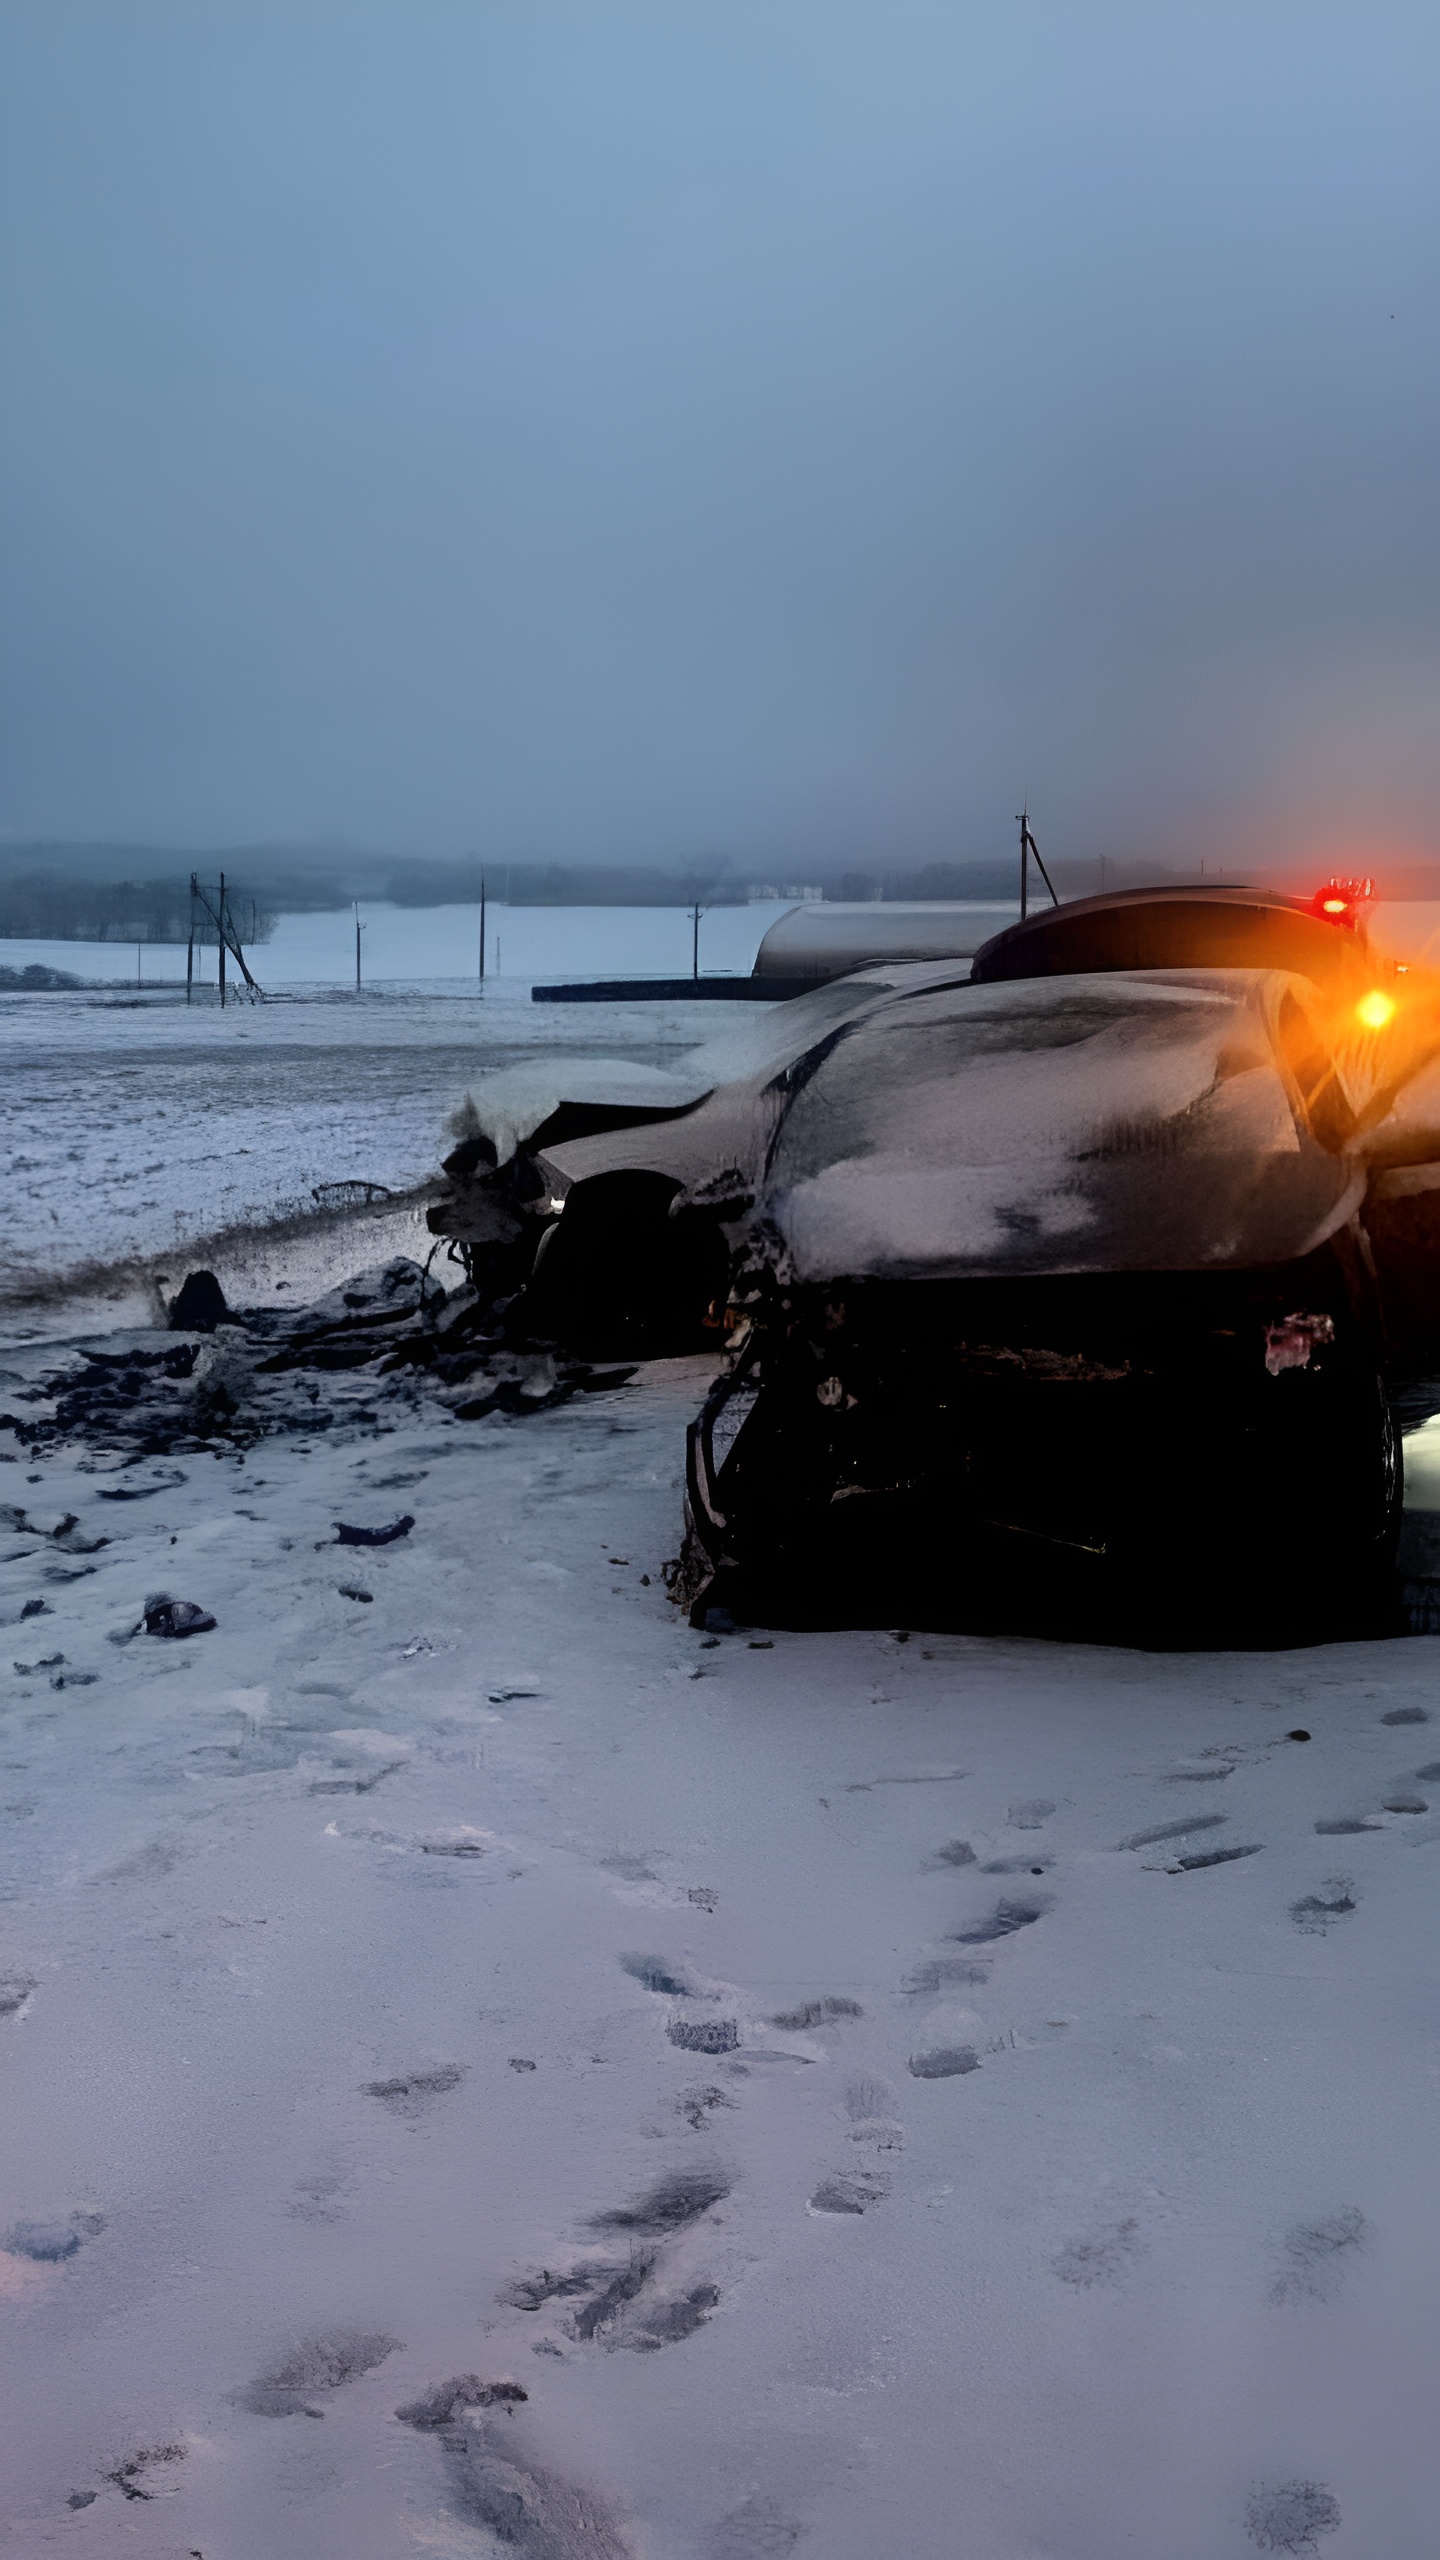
(753, 900, 1019, 982)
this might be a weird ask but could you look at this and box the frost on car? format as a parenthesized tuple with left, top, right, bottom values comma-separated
(428, 887, 1440, 1639)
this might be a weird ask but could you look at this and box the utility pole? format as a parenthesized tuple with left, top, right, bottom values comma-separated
(187, 874, 196, 1003)
(691, 896, 706, 982)
(218, 871, 227, 1007)
(479, 871, 486, 985)
(355, 904, 364, 993)
(1016, 809, 1059, 919)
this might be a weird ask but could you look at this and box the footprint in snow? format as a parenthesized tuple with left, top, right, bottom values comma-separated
(844, 2073, 904, 2149)
(709, 2493, 805, 2555)
(237, 2329, 399, 2417)
(808, 2074, 903, 2212)
(505, 2249, 721, 2352)
(1290, 1879, 1356, 1934)
(99, 2442, 186, 2503)
(1053, 2218, 1146, 2288)
(288, 2164, 348, 2223)
(1381, 1706, 1428, 1724)
(396, 2375, 528, 2427)
(1115, 1814, 1227, 1851)
(808, 2170, 890, 2215)
(501, 2173, 731, 2350)
(668, 2017, 739, 2054)
(928, 1839, 976, 1867)
(619, 1952, 695, 1997)
(768, 1996, 862, 2030)
(950, 1895, 1050, 1946)
(587, 2168, 731, 2239)
(1268, 2207, 1367, 2304)
(903, 1955, 991, 1994)
(362, 2063, 467, 2106)
(65, 2446, 184, 2507)
(433, 2419, 630, 2557)
(677, 2084, 739, 2131)
(1244, 2479, 1341, 2552)
(4, 2209, 104, 2263)
(397, 2378, 628, 2555)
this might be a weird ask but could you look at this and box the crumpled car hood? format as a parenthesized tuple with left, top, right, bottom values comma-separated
(762, 970, 1365, 1282)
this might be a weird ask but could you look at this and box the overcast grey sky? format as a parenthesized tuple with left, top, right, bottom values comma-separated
(1, 1, 1436, 872)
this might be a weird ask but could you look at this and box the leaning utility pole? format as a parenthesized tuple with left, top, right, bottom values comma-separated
(189, 877, 263, 1003)
(1016, 808, 1059, 920)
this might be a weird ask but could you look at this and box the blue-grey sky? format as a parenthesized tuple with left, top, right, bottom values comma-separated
(2, 1, 1437, 871)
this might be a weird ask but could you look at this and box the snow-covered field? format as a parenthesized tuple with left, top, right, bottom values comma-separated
(2, 1322, 1437, 2556)
(0, 981, 759, 1334)
(0, 902, 816, 1328)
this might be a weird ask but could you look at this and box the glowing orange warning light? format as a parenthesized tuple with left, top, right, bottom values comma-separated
(1355, 990, 1397, 1031)
(1321, 897, 1349, 914)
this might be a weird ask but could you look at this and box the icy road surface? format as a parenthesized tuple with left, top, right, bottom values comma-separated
(2, 1361, 1437, 2555)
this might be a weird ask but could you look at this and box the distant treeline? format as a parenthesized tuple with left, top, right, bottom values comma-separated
(0, 871, 274, 945)
(6, 841, 1440, 924)
(0, 846, 1021, 921)
(372, 858, 1021, 905)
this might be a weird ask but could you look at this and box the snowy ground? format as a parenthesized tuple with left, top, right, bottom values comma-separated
(2, 1316, 1438, 2557)
(0, 982, 760, 1331)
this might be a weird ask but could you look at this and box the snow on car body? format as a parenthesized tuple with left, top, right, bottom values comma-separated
(431, 889, 1440, 1635)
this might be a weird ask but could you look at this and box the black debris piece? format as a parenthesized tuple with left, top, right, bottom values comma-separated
(167, 1270, 230, 1332)
(334, 1515, 414, 1547)
(142, 1594, 217, 1638)
(339, 1586, 374, 1603)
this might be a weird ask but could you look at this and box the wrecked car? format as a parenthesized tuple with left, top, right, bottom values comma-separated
(429, 885, 1440, 1636)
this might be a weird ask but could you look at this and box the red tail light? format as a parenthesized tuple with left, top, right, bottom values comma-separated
(1308, 876, 1374, 929)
